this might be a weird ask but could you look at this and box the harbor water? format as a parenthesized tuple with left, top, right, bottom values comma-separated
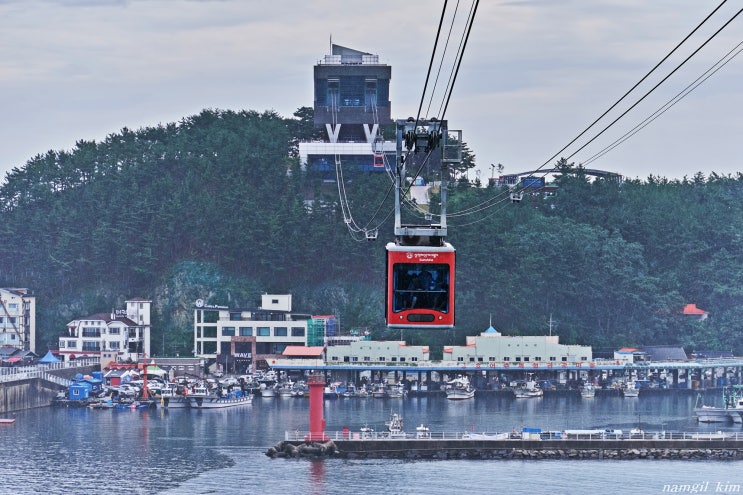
(1, 392, 741, 495)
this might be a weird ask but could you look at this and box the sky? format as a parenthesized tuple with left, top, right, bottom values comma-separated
(1, 0, 742, 184)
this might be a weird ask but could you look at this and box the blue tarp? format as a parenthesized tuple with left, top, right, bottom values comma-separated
(38, 350, 61, 364)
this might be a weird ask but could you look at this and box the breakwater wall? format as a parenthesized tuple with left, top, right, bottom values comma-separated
(0, 379, 59, 414)
(267, 439, 743, 461)
(0, 364, 98, 414)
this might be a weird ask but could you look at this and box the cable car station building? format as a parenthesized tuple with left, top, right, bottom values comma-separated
(298, 43, 394, 176)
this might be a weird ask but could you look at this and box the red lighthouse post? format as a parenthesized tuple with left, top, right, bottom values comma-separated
(307, 374, 328, 441)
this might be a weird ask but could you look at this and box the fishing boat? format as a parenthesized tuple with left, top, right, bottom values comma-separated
(323, 382, 346, 399)
(260, 383, 277, 398)
(0, 418, 15, 425)
(694, 387, 743, 423)
(512, 378, 543, 398)
(622, 381, 640, 397)
(385, 382, 407, 398)
(445, 375, 475, 400)
(385, 412, 405, 438)
(371, 383, 386, 398)
(580, 383, 596, 398)
(276, 381, 294, 398)
(161, 384, 253, 409)
(415, 424, 431, 438)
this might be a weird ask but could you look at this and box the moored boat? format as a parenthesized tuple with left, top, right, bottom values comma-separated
(385, 412, 405, 438)
(694, 387, 743, 423)
(445, 375, 475, 400)
(622, 381, 640, 397)
(580, 384, 596, 398)
(512, 379, 543, 398)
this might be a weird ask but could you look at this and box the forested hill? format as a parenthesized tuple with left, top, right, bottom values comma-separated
(1, 107, 742, 356)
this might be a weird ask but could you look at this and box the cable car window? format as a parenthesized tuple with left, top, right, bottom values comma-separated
(392, 263, 449, 313)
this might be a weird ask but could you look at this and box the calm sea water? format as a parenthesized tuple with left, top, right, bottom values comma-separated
(1, 392, 740, 495)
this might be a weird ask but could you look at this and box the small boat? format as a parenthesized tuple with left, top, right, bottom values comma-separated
(360, 424, 375, 438)
(385, 412, 405, 438)
(622, 381, 640, 397)
(161, 383, 253, 409)
(512, 379, 543, 398)
(415, 424, 431, 438)
(276, 382, 294, 398)
(323, 382, 346, 399)
(371, 383, 386, 398)
(385, 382, 407, 398)
(260, 384, 277, 398)
(445, 375, 475, 400)
(0, 418, 16, 425)
(694, 387, 743, 423)
(342, 383, 358, 398)
(580, 384, 596, 398)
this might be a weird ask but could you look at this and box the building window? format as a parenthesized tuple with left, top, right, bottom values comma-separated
(469, 357, 475, 362)
(411, 357, 418, 362)
(229, 312, 241, 321)
(82, 341, 100, 352)
(239, 327, 252, 336)
(504, 357, 510, 361)
(515, 357, 521, 362)
(477, 357, 484, 362)
(327, 78, 339, 107)
(8, 303, 18, 311)
(535, 356, 542, 361)
(109, 342, 120, 350)
(562, 357, 568, 362)
(379, 357, 385, 362)
(222, 327, 235, 337)
(331, 356, 338, 361)
(524, 357, 530, 362)
(109, 328, 119, 335)
(581, 356, 588, 361)
(82, 327, 100, 338)
(457, 357, 464, 362)
(352, 356, 358, 362)
(59, 341, 65, 348)
(391, 357, 397, 362)
(274, 327, 287, 337)
(257, 327, 270, 337)
(400, 357, 406, 362)
(550, 356, 556, 361)
(291, 327, 305, 337)
(363, 356, 370, 361)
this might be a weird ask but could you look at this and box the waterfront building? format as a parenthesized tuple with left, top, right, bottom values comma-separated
(57, 298, 151, 364)
(324, 340, 429, 364)
(0, 288, 36, 352)
(193, 294, 320, 374)
(443, 325, 593, 366)
(298, 43, 394, 177)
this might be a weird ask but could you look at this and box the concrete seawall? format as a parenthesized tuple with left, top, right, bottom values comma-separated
(268, 438, 743, 460)
(0, 365, 98, 414)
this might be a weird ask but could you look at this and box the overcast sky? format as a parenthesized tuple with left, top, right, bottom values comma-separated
(1, 0, 741, 185)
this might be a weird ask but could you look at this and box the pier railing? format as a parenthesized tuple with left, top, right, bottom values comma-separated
(0, 358, 100, 385)
(284, 430, 743, 442)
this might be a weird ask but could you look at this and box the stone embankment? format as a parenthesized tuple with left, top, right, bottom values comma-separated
(266, 439, 743, 461)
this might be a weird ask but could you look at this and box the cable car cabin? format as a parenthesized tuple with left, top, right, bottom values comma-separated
(386, 242, 455, 328)
(373, 153, 385, 168)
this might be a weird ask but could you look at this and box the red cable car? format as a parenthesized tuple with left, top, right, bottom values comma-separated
(373, 152, 385, 168)
(386, 241, 455, 328)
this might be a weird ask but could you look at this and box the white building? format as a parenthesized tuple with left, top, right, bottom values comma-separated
(58, 298, 151, 364)
(325, 340, 429, 364)
(0, 288, 36, 352)
(193, 294, 313, 374)
(443, 325, 593, 366)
